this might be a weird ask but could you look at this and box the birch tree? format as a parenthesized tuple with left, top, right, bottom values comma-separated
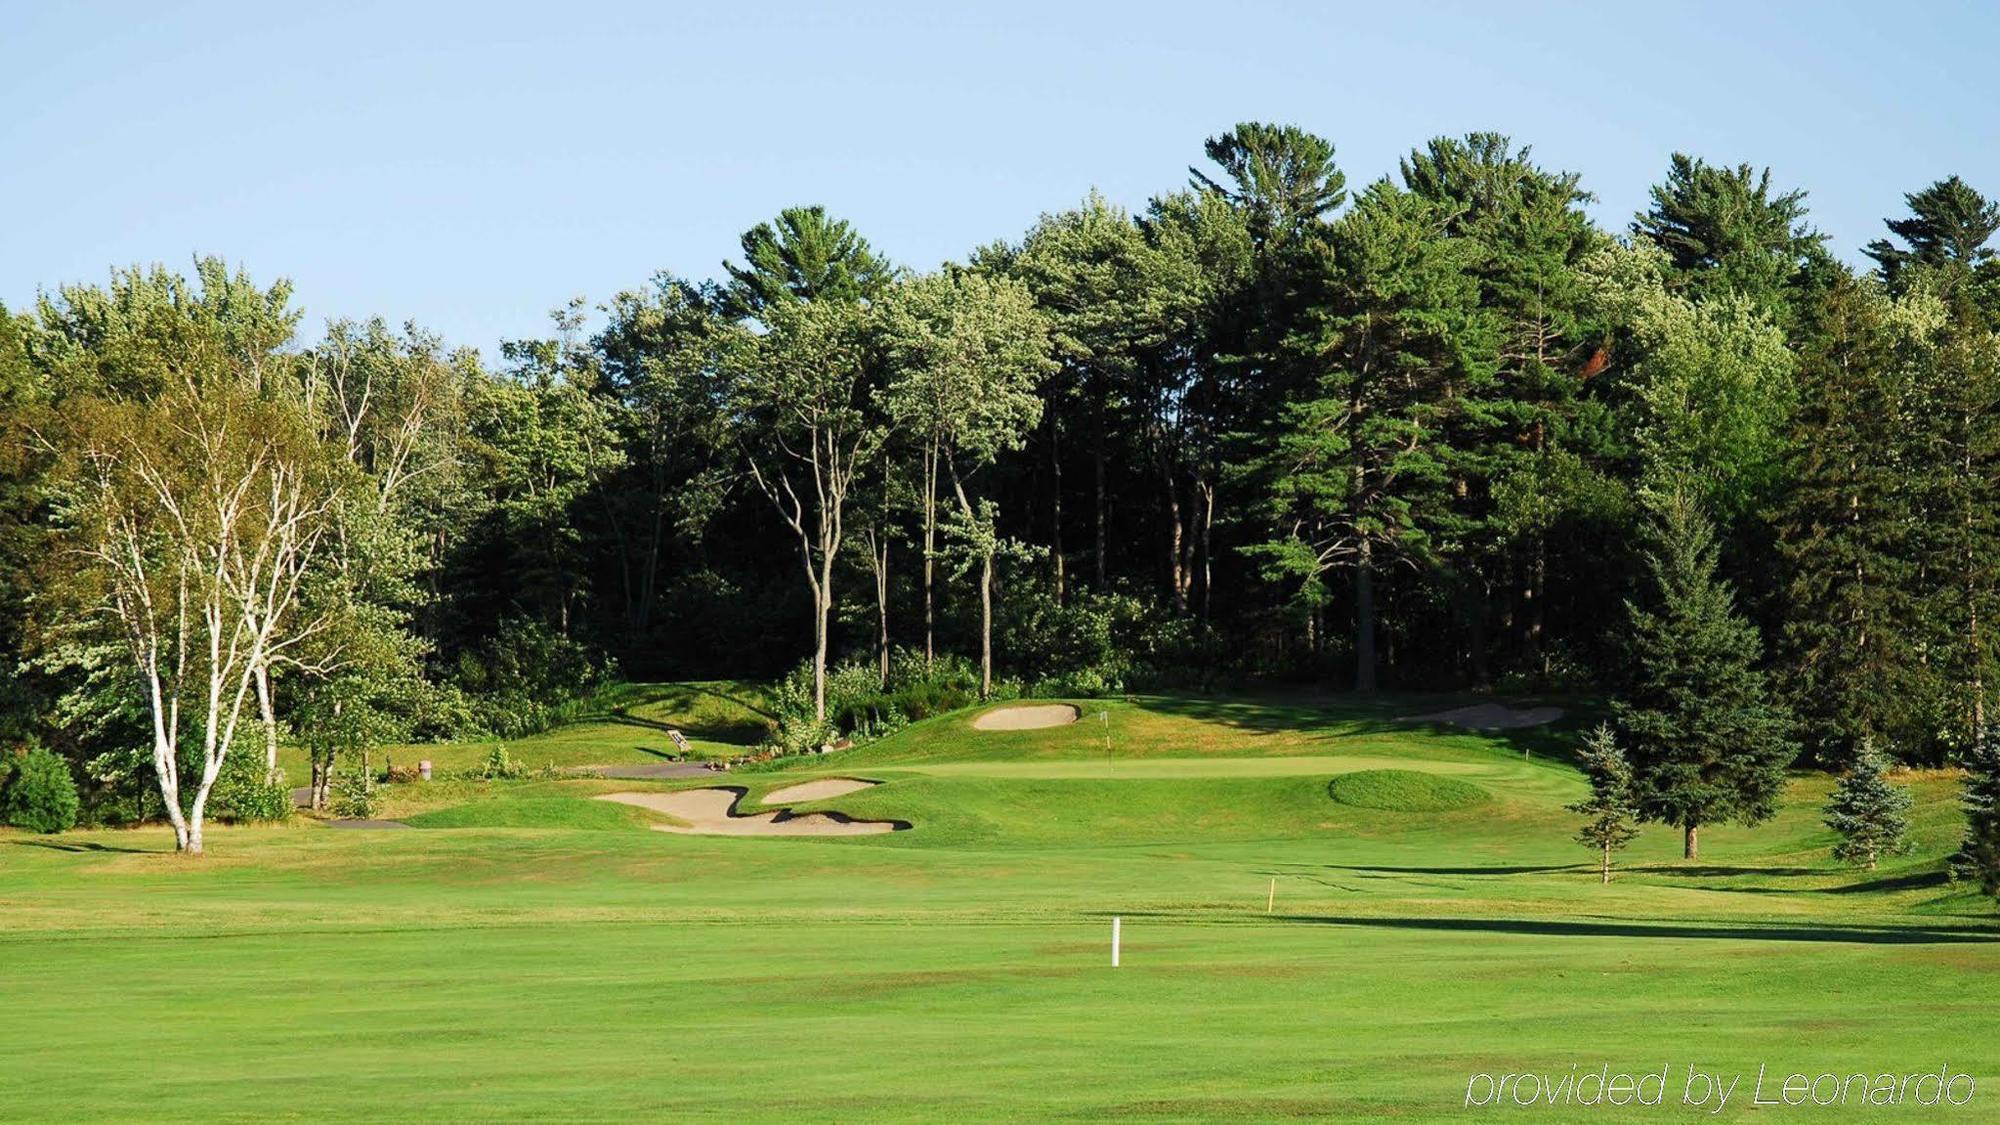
(51, 363, 347, 853)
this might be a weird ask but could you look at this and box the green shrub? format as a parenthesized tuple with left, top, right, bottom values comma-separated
(448, 618, 613, 739)
(329, 771, 377, 819)
(1327, 769, 1489, 812)
(479, 745, 523, 780)
(1, 746, 80, 833)
(209, 752, 292, 823)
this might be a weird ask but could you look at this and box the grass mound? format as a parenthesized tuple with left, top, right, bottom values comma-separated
(1327, 768, 1489, 811)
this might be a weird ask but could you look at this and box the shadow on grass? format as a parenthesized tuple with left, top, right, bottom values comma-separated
(1314, 863, 1583, 876)
(1828, 869, 1951, 895)
(7, 839, 151, 854)
(1133, 690, 1591, 763)
(1267, 913, 2000, 945)
(1631, 864, 1824, 878)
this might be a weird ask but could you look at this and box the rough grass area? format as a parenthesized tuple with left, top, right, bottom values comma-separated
(1327, 768, 1490, 811)
(4, 689, 1994, 1122)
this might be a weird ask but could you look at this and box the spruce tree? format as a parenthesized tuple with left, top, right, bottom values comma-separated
(1615, 489, 1797, 860)
(1951, 734, 2000, 898)
(1569, 724, 1639, 883)
(1823, 739, 1912, 870)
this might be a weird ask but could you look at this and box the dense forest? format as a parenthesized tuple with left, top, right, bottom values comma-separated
(5, 124, 2000, 863)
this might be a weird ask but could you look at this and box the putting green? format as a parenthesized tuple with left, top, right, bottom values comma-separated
(2, 689, 1993, 1122)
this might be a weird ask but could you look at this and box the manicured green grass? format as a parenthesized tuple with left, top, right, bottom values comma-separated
(3, 691, 1994, 1121)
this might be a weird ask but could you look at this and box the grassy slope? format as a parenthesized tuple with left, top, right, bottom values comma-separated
(3, 692, 1994, 1122)
(274, 679, 777, 779)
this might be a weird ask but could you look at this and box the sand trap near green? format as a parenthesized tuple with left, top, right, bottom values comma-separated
(597, 787, 901, 836)
(760, 777, 877, 804)
(971, 703, 1080, 731)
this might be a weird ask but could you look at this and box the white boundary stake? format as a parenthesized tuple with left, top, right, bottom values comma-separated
(1111, 916, 1121, 967)
(1267, 877, 1276, 914)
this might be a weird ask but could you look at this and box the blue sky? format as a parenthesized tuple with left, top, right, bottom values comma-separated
(5, 1, 1997, 357)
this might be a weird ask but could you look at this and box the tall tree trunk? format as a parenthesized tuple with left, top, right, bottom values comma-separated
(1049, 411, 1065, 604)
(1525, 538, 1547, 676)
(979, 552, 994, 699)
(1197, 477, 1214, 622)
(1094, 436, 1107, 588)
(813, 572, 831, 725)
(1684, 822, 1699, 861)
(1600, 844, 1612, 884)
(873, 530, 890, 690)
(1355, 538, 1377, 693)
(923, 442, 938, 673)
(1465, 576, 1490, 688)
(254, 663, 279, 777)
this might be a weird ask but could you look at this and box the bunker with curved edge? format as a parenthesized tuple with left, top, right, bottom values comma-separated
(971, 703, 1081, 731)
(760, 777, 877, 804)
(596, 783, 905, 836)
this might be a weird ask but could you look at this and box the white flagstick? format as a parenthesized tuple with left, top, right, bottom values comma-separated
(1267, 877, 1275, 914)
(1111, 916, 1121, 967)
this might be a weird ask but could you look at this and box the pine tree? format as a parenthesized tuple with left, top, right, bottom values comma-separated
(1569, 724, 1639, 883)
(1615, 489, 1797, 860)
(1776, 275, 1922, 762)
(1951, 734, 2000, 897)
(1248, 180, 1495, 691)
(1864, 175, 2000, 299)
(1823, 739, 1912, 870)
(1633, 153, 1828, 320)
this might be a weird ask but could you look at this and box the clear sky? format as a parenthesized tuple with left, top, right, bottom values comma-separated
(6, 1, 1997, 358)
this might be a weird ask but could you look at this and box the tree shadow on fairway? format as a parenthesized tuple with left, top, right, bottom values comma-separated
(1701, 869, 1956, 897)
(7, 839, 151, 855)
(1631, 864, 1824, 878)
(1270, 913, 2000, 945)
(1827, 869, 1950, 895)
(1311, 863, 1584, 876)
(1135, 690, 1590, 762)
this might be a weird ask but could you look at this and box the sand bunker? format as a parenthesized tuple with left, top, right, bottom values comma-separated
(761, 777, 876, 805)
(971, 703, 1081, 731)
(597, 785, 903, 836)
(1399, 703, 1564, 730)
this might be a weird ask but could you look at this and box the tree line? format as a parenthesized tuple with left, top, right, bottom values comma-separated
(1, 123, 1999, 883)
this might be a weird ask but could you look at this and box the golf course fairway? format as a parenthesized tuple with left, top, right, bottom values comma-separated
(2, 689, 1993, 1121)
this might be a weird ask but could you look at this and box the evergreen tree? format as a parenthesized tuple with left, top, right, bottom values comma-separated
(1901, 299, 2000, 751)
(1776, 274, 1922, 761)
(1249, 180, 1494, 691)
(1951, 733, 2000, 898)
(1401, 132, 1615, 682)
(1633, 153, 1827, 321)
(1188, 122, 1346, 252)
(1569, 723, 1640, 883)
(723, 206, 892, 320)
(1823, 739, 1912, 869)
(1865, 175, 2000, 301)
(1615, 488, 1796, 860)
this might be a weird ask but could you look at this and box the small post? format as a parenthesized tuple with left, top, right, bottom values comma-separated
(1267, 877, 1275, 914)
(1111, 916, 1121, 967)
